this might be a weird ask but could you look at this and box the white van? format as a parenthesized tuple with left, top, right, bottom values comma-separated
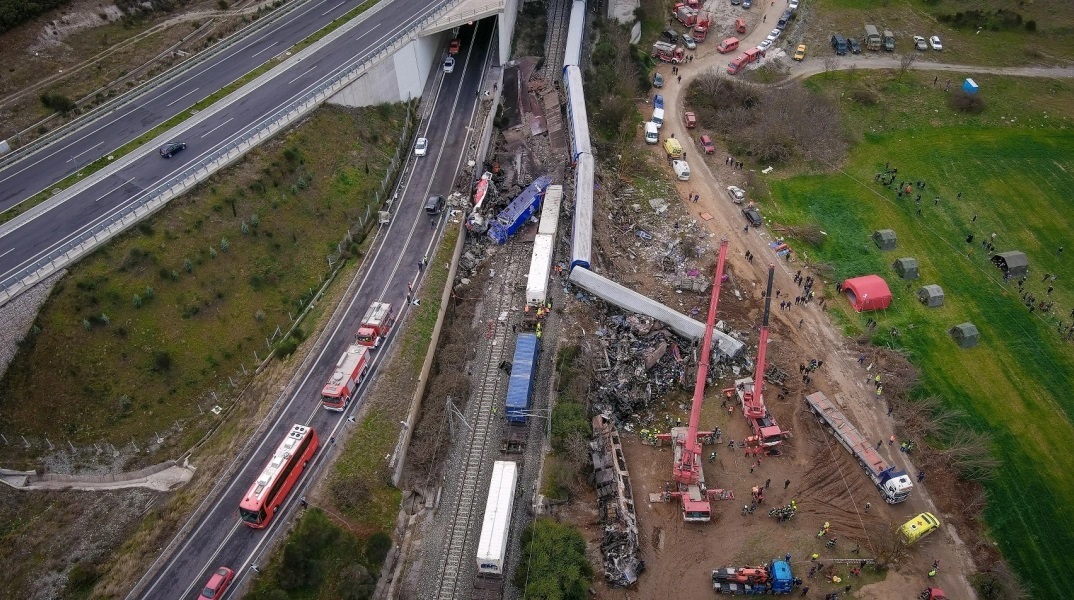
(652, 107, 664, 128)
(673, 160, 691, 181)
(644, 122, 659, 144)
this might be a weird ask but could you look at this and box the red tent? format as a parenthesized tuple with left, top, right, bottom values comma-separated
(842, 275, 892, 312)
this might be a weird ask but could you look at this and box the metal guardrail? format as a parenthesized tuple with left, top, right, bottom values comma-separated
(0, 0, 464, 306)
(0, 0, 319, 172)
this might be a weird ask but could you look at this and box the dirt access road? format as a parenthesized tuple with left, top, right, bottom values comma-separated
(612, 2, 1025, 598)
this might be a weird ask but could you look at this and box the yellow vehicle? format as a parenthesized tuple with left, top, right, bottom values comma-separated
(663, 137, 683, 158)
(899, 512, 940, 544)
(793, 44, 807, 61)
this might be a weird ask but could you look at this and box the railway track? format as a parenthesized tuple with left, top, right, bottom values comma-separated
(541, 0, 571, 80)
(431, 241, 529, 600)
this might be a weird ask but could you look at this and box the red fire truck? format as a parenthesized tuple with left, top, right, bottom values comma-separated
(320, 344, 370, 411)
(355, 302, 395, 349)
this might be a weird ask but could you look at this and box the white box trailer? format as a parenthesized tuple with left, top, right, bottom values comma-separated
(538, 185, 563, 238)
(526, 234, 555, 308)
(476, 460, 519, 575)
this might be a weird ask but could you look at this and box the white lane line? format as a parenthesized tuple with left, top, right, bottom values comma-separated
(65, 142, 103, 164)
(322, 1, 344, 16)
(0, 248, 13, 260)
(288, 66, 315, 85)
(200, 117, 234, 139)
(250, 42, 278, 58)
(165, 87, 200, 107)
(93, 177, 136, 202)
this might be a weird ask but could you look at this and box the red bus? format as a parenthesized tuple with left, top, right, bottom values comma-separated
(239, 424, 319, 528)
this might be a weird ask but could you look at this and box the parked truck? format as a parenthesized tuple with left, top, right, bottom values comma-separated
(674, 3, 698, 26)
(652, 41, 686, 64)
(805, 392, 914, 503)
(712, 560, 793, 595)
(883, 29, 895, 51)
(693, 13, 711, 42)
(355, 302, 395, 349)
(320, 344, 370, 410)
(727, 47, 764, 75)
(864, 24, 881, 50)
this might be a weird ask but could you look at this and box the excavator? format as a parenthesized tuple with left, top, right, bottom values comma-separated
(656, 240, 734, 522)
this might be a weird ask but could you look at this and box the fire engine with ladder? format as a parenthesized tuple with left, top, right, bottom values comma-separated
(725, 265, 790, 455)
(320, 344, 370, 411)
(652, 240, 734, 522)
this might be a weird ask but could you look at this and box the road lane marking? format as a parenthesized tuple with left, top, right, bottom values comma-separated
(165, 86, 200, 107)
(93, 177, 136, 202)
(287, 66, 316, 85)
(65, 142, 104, 163)
(250, 42, 278, 58)
(322, 1, 344, 16)
(200, 118, 234, 139)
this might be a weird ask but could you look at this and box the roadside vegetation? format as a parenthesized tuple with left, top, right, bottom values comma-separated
(543, 345, 592, 500)
(245, 508, 391, 600)
(0, 103, 407, 468)
(766, 69, 1074, 599)
(513, 518, 592, 599)
(512, 0, 548, 60)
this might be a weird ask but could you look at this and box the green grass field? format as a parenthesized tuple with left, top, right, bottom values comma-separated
(0, 104, 406, 463)
(767, 70, 1074, 598)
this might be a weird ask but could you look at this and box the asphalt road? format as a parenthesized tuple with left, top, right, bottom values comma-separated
(0, 0, 444, 291)
(133, 19, 495, 600)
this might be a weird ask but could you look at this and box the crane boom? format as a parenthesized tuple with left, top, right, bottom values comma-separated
(744, 266, 775, 418)
(674, 239, 729, 485)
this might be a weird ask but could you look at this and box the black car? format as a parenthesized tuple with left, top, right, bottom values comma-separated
(848, 37, 862, 54)
(662, 29, 678, 43)
(424, 195, 445, 215)
(742, 206, 762, 227)
(159, 141, 186, 158)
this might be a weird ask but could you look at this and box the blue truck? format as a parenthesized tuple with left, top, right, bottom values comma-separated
(712, 559, 793, 595)
(505, 333, 540, 423)
(487, 176, 553, 244)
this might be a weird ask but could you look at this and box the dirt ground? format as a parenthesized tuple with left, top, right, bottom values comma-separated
(558, 2, 979, 599)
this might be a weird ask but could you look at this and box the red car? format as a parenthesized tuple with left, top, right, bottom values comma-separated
(699, 134, 716, 155)
(200, 567, 234, 599)
(448, 39, 460, 54)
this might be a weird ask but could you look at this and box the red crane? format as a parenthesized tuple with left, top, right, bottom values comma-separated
(728, 265, 789, 450)
(658, 239, 733, 522)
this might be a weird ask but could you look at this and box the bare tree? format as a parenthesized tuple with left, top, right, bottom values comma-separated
(823, 56, 840, 77)
(898, 52, 916, 77)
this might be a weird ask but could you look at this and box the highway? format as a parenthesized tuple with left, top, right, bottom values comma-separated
(0, 0, 443, 296)
(132, 19, 495, 600)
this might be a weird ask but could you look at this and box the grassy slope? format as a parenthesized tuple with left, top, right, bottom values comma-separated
(768, 70, 1074, 598)
(0, 103, 406, 461)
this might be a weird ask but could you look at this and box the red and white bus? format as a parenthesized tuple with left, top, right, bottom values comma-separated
(239, 424, 319, 528)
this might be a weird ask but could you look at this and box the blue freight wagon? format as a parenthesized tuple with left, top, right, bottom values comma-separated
(487, 176, 553, 244)
(505, 333, 540, 423)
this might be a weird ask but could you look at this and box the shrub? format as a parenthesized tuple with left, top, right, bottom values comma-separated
(144, 285, 154, 299)
(1025, 20, 1036, 32)
(514, 519, 592, 597)
(40, 92, 77, 114)
(220, 237, 230, 252)
(949, 90, 985, 114)
(183, 258, 193, 272)
(152, 350, 173, 372)
(133, 294, 143, 308)
(217, 0, 228, 8)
